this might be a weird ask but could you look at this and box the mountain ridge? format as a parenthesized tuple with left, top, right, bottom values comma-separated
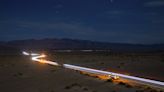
(0, 38, 164, 52)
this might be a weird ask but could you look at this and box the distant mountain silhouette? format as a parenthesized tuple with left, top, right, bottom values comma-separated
(0, 38, 164, 52)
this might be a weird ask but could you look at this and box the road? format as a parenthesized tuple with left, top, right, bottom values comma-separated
(22, 51, 164, 89)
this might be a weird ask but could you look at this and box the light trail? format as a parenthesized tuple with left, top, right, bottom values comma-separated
(63, 64, 164, 89)
(22, 51, 30, 56)
(22, 51, 164, 89)
(32, 54, 59, 66)
(22, 51, 40, 56)
(23, 51, 59, 66)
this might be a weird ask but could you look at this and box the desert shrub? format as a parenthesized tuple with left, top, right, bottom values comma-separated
(149, 89, 158, 92)
(64, 86, 71, 89)
(18, 72, 23, 76)
(106, 79, 113, 82)
(117, 65, 121, 68)
(14, 72, 23, 77)
(136, 90, 144, 92)
(83, 87, 88, 91)
(118, 82, 133, 88)
(143, 86, 158, 92)
(50, 69, 56, 72)
(125, 84, 132, 88)
(93, 76, 98, 78)
(71, 83, 81, 87)
(65, 83, 81, 90)
(118, 82, 126, 85)
(144, 86, 151, 89)
(100, 62, 104, 65)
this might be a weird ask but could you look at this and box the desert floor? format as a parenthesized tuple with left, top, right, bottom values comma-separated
(0, 52, 163, 92)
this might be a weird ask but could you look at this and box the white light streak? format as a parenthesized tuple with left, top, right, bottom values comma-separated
(22, 51, 30, 56)
(63, 64, 164, 88)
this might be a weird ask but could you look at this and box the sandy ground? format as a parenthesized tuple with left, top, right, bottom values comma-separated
(0, 52, 164, 92)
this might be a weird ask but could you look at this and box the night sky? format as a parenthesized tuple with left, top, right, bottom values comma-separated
(0, 0, 164, 44)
